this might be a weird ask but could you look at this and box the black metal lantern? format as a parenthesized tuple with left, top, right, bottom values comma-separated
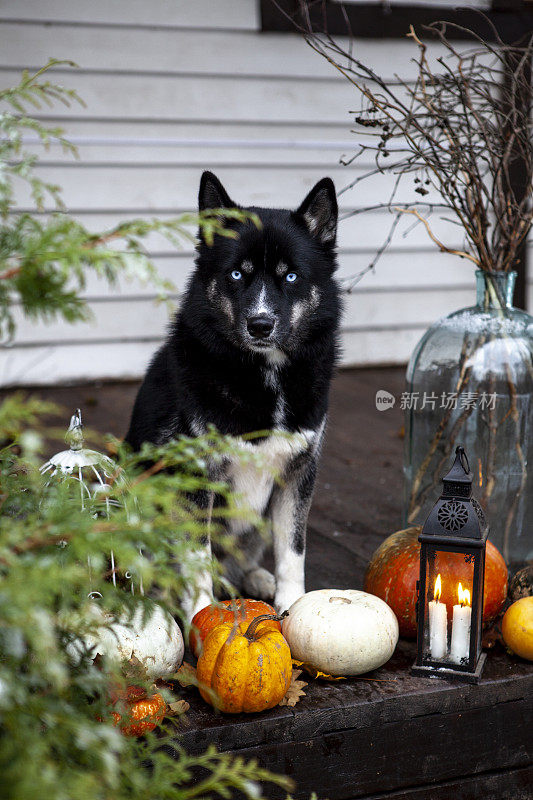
(412, 446, 488, 683)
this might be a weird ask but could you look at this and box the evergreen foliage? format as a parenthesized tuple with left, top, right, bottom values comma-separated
(0, 60, 258, 342)
(0, 63, 286, 800)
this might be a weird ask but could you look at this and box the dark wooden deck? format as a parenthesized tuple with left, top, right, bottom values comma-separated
(18, 368, 533, 800)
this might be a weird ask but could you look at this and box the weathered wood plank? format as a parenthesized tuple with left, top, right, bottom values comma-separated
(175, 642, 533, 751)
(354, 766, 533, 800)
(230, 700, 530, 799)
(354, 764, 533, 800)
(172, 641, 532, 799)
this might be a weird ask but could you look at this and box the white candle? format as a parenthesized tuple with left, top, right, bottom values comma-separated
(450, 583, 472, 664)
(428, 574, 447, 659)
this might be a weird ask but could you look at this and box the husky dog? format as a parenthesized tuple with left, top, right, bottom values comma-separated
(126, 171, 341, 620)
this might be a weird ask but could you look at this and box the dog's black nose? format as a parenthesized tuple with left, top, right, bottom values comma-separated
(247, 315, 275, 339)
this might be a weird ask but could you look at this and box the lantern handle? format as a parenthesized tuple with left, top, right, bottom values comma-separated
(456, 446, 470, 475)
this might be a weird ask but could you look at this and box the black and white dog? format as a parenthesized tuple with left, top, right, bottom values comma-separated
(126, 172, 341, 620)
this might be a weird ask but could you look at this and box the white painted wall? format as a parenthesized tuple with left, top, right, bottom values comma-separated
(1, 0, 530, 386)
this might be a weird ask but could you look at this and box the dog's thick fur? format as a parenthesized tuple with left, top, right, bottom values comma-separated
(126, 172, 341, 619)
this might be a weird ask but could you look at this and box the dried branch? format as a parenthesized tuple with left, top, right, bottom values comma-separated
(394, 207, 481, 264)
(294, 4, 533, 274)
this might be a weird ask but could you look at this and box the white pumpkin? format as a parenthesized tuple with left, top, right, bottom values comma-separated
(282, 589, 399, 676)
(66, 601, 184, 680)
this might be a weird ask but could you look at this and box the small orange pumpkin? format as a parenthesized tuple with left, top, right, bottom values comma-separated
(110, 688, 166, 737)
(196, 612, 291, 713)
(190, 599, 280, 657)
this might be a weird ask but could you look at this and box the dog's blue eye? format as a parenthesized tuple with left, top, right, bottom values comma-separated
(286, 272, 297, 283)
(231, 270, 242, 281)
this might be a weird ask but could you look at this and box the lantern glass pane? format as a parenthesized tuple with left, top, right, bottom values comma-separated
(422, 547, 476, 669)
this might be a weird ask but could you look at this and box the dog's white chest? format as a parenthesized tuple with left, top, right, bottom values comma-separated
(224, 430, 317, 529)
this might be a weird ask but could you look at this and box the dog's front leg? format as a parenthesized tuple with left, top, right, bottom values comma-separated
(271, 459, 317, 613)
(180, 490, 214, 623)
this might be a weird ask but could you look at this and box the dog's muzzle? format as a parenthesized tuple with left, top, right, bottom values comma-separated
(246, 314, 275, 340)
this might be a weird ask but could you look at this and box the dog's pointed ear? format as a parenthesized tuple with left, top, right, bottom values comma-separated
(199, 171, 235, 211)
(295, 178, 338, 244)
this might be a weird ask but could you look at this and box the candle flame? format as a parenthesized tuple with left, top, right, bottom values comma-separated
(458, 582, 471, 607)
(478, 458, 483, 488)
(434, 574, 442, 602)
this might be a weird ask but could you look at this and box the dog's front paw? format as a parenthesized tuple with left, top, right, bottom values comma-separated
(243, 567, 276, 601)
(274, 584, 304, 615)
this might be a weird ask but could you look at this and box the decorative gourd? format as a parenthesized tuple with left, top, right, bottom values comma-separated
(110, 688, 167, 737)
(509, 565, 533, 602)
(502, 597, 533, 661)
(282, 589, 398, 677)
(66, 602, 184, 680)
(364, 526, 508, 638)
(190, 599, 280, 657)
(196, 613, 291, 713)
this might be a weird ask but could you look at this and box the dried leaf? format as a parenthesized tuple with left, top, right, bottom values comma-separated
(123, 655, 150, 681)
(167, 699, 190, 716)
(291, 658, 396, 682)
(279, 669, 308, 707)
(292, 658, 346, 681)
(174, 662, 197, 687)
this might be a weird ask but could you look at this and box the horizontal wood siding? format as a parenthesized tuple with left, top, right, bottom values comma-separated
(1, 4, 530, 386)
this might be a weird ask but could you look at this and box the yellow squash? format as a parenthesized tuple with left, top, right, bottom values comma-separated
(502, 596, 533, 661)
(196, 612, 292, 713)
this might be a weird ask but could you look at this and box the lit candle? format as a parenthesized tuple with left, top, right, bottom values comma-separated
(450, 583, 472, 664)
(428, 574, 447, 659)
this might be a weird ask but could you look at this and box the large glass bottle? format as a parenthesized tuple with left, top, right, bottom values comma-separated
(404, 270, 533, 569)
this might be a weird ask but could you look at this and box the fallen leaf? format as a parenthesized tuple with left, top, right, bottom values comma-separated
(292, 658, 346, 681)
(167, 699, 190, 716)
(123, 655, 150, 682)
(279, 669, 308, 707)
(291, 658, 396, 682)
(174, 662, 197, 687)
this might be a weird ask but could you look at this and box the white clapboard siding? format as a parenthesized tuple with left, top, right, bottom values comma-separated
(7, 287, 475, 347)
(16, 208, 468, 260)
(70, 251, 478, 299)
(60, 212, 470, 261)
(20, 119, 358, 146)
(0, 0, 259, 29)
(0, 70, 358, 124)
(0, 22, 450, 79)
(1, 282, 531, 386)
(16, 164, 446, 212)
(1, 3, 525, 386)
(23, 141, 357, 166)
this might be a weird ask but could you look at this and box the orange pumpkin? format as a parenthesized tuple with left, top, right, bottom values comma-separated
(110, 688, 166, 737)
(190, 599, 280, 657)
(196, 613, 292, 713)
(364, 526, 508, 638)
